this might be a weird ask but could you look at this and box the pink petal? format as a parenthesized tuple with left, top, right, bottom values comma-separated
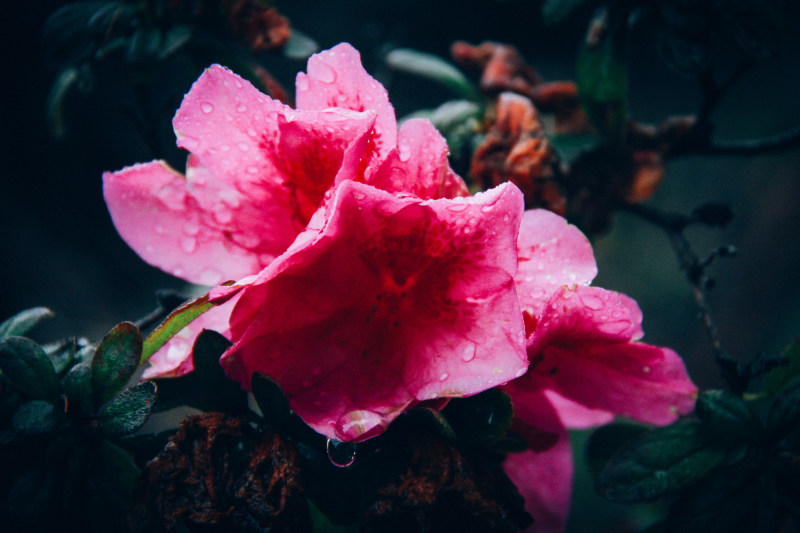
(502, 388, 572, 533)
(526, 286, 697, 425)
(516, 209, 597, 318)
(541, 389, 615, 429)
(143, 294, 240, 379)
(368, 118, 469, 199)
(220, 181, 528, 441)
(295, 43, 397, 164)
(103, 161, 268, 285)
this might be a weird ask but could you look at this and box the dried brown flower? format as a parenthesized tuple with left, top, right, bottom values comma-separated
(130, 412, 311, 532)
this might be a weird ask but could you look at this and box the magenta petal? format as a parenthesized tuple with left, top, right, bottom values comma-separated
(368, 118, 469, 199)
(103, 161, 267, 284)
(528, 286, 697, 425)
(295, 43, 397, 162)
(143, 294, 239, 379)
(502, 388, 572, 533)
(540, 389, 615, 429)
(516, 209, 597, 318)
(221, 181, 528, 441)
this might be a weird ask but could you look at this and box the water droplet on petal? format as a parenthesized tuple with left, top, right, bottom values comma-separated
(201, 102, 214, 114)
(234, 79, 243, 89)
(183, 220, 200, 236)
(439, 373, 449, 382)
(326, 438, 356, 468)
(461, 344, 476, 362)
(237, 142, 250, 152)
(315, 61, 337, 83)
(198, 269, 222, 285)
(643, 366, 651, 373)
(246, 165, 259, 174)
(581, 293, 605, 310)
(213, 205, 233, 224)
(220, 144, 231, 152)
(180, 236, 196, 253)
(246, 127, 257, 138)
(296, 75, 309, 92)
(236, 103, 247, 113)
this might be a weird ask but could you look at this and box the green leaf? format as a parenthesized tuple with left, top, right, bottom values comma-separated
(0, 336, 59, 400)
(283, 27, 319, 60)
(576, 14, 629, 142)
(141, 293, 215, 363)
(764, 336, 800, 394)
(409, 405, 457, 443)
(62, 362, 93, 417)
(91, 322, 142, 406)
(548, 133, 602, 164)
(695, 390, 762, 442)
(664, 446, 760, 533)
(12, 400, 60, 435)
(766, 384, 800, 445)
(596, 420, 727, 503)
(586, 422, 650, 478)
(97, 381, 157, 438)
(542, 0, 595, 25)
(97, 438, 141, 495)
(443, 388, 514, 446)
(0, 307, 54, 339)
(386, 48, 479, 101)
(251, 372, 292, 428)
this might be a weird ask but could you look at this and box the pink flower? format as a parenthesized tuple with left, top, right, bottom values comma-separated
(504, 209, 698, 533)
(215, 181, 529, 442)
(102, 43, 467, 377)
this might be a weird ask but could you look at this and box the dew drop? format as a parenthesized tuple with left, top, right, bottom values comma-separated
(296, 75, 310, 92)
(439, 373, 449, 382)
(236, 103, 248, 113)
(246, 127, 257, 137)
(183, 220, 200, 236)
(643, 366, 651, 373)
(180, 236, 197, 253)
(201, 102, 214, 114)
(461, 344, 476, 362)
(237, 142, 250, 152)
(220, 144, 231, 152)
(213, 205, 233, 224)
(198, 269, 222, 285)
(234, 79, 243, 89)
(315, 61, 337, 83)
(154, 224, 165, 235)
(326, 438, 356, 468)
(581, 293, 605, 310)
(246, 165, 259, 174)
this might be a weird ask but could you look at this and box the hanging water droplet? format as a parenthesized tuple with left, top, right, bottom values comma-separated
(326, 438, 356, 468)
(201, 102, 214, 114)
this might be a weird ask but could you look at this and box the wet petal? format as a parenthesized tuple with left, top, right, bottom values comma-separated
(103, 161, 268, 284)
(295, 43, 397, 163)
(220, 181, 528, 441)
(368, 118, 469, 199)
(516, 209, 597, 319)
(526, 286, 697, 425)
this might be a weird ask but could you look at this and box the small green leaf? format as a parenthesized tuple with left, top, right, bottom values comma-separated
(766, 384, 800, 444)
(97, 381, 157, 438)
(252, 372, 292, 428)
(586, 422, 650, 478)
(91, 322, 142, 406)
(696, 390, 762, 442)
(409, 405, 458, 443)
(443, 388, 514, 446)
(158, 25, 192, 60)
(141, 294, 215, 363)
(576, 13, 629, 142)
(12, 400, 60, 435)
(542, 0, 595, 25)
(596, 420, 727, 503)
(97, 438, 141, 495)
(0, 336, 59, 400)
(764, 336, 800, 394)
(0, 307, 54, 339)
(62, 362, 93, 416)
(386, 48, 479, 101)
(283, 27, 319, 60)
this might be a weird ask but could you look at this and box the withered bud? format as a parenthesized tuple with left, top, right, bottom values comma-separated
(130, 412, 311, 532)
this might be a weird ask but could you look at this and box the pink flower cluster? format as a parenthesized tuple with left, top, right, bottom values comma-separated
(103, 43, 697, 532)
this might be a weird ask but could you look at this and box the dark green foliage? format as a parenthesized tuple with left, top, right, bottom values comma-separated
(764, 336, 800, 394)
(596, 420, 727, 503)
(695, 389, 763, 443)
(0, 336, 59, 401)
(98, 381, 157, 438)
(585, 422, 650, 478)
(252, 371, 292, 429)
(0, 307, 54, 339)
(541, 0, 596, 25)
(12, 400, 61, 436)
(443, 388, 515, 446)
(92, 321, 142, 406)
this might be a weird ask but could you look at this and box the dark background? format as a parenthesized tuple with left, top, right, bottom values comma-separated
(2, 2, 799, 530)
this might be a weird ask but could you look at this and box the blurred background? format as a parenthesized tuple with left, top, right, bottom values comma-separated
(2, 1, 799, 530)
